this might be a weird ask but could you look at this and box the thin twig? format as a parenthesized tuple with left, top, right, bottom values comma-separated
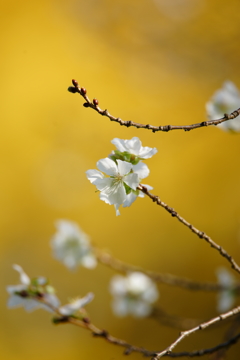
(151, 306, 202, 330)
(211, 315, 240, 360)
(68, 79, 240, 133)
(33, 296, 240, 358)
(168, 333, 240, 357)
(152, 305, 240, 359)
(137, 184, 240, 275)
(96, 250, 239, 292)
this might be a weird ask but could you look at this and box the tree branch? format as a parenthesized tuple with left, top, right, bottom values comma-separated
(138, 184, 240, 275)
(31, 296, 240, 358)
(96, 250, 239, 292)
(152, 306, 240, 359)
(68, 79, 240, 133)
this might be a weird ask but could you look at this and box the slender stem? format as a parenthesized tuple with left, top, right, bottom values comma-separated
(212, 316, 240, 360)
(151, 306, 202, 330)
(69, 79, 240, 133)
(96, 250, 239, 292)
(138, 184, 240, 275)
(33, 296, 240, 358)
(152, 306, 240, 359)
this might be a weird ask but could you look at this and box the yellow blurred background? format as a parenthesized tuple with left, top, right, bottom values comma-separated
(2, 0, 240, 359)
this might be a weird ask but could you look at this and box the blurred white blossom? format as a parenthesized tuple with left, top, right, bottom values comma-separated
(216, 267, 235, 313)
(109, 272, 159, 317)
(6, 265, 59, 312)
(51, 220, 97, 270)
(206, 81, 240, 132)
(59, 292, 94, 316)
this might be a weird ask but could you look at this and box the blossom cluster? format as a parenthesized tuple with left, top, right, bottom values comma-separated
(86, 137, 157, 215)
(51, 220, 97, 270)
(7, 264, 94, 317)
(110, 272, 159, 317)
(50, 219, 159, 317)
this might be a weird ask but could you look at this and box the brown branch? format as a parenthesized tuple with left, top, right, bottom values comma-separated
(152, 305, 240, 359)
(34, 296, 240, 358)
(96, 250, 240, 292)
(211, 315, 240, 360)
(168, 333, 240, 357)
(138, 184, 240, 276)
(68, 79, 240, 133)
(151, 306, 202, 330)
(55, 307, 240, 358)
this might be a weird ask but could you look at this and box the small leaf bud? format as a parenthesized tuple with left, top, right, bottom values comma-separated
(72, 79, 79, 87)
(80, 87, 87, 95)
(93, 98, 99, 106)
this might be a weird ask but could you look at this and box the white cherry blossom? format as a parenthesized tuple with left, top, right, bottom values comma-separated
(6, 265, 59, 312)
(111, 137, 157, 159)
(109, 272, 159, 317)
(51, 220, 97, 270)
(206, 81, 240, 132)
(86, 158, 140, 215)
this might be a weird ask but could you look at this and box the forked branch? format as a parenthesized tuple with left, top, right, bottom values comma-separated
(152, 306, 240, 359)
(43, 297, 240, 358)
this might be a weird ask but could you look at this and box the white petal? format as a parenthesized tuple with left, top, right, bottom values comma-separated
(97, 158, 118, 176)
(216, 267, 234, 287)
(217, 292, 235, 313)
(125, 137, 142, 154)
(111, 298, 129, 317)
(122, 192, 137, 207)
(111, 137, 157, 158)
(114, 204, 121, 216)
(142, 285, 159, 303)
(59, 293, 94, 316)
(131, 301, 152, 317)
(99, 179, 126, 206)
(7, 294, 26, 308)
(127, 272, 151, 294)
(24, 299, 41, 312)
(44, 294, 60, 309)
(86, 170, 104, 183)
(94, 177, 114, 192)
(106, 182, 126, 205)
(99, 192, 111, 204)
(138, 147, 158, 159)
(116, 160, 132, 176)
(110, 275, 127, 296)
(111, 138, 128, 152)
(81, 255, 97, 269)
(132, 162, 150, 180)
(63, 255, 77, 269)
(124, 173, 139, 190)
(13, 264, 30, 286)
